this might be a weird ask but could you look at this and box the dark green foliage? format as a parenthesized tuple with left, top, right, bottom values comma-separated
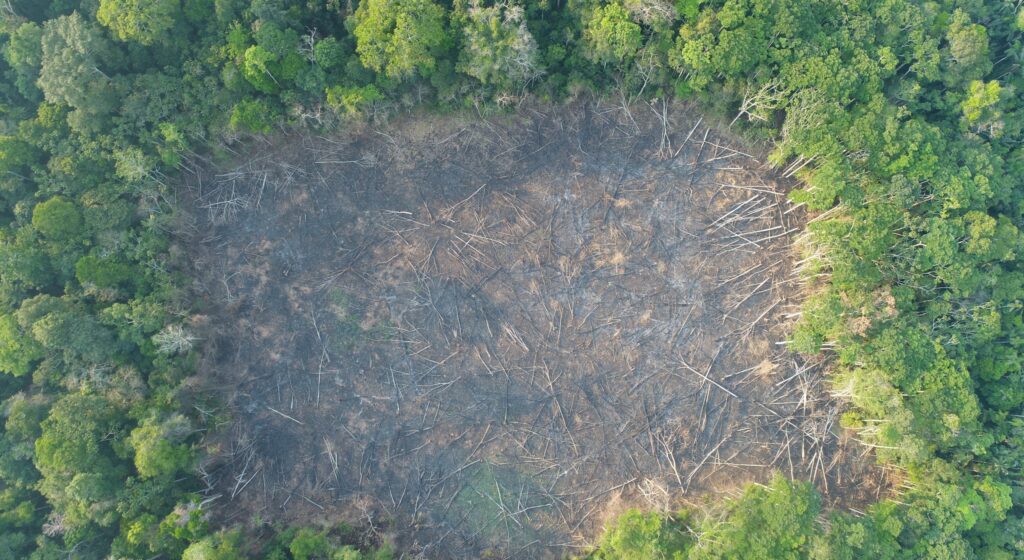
(4, 22, 44, 102)
(0, 314, 43, 377)
(0, 0, 1020, 557)
(37, 12, 120, 132)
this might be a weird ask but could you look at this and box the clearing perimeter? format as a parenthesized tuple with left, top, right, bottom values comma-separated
(181, 101, 885, 558)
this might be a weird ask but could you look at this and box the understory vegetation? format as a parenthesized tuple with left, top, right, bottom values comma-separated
(0, 0, 1022, 558)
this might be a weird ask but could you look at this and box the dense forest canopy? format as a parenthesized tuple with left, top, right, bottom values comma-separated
(0, 0, 1022, 558)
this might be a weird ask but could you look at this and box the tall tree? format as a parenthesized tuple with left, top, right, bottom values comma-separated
(97, 0, 181, 46)
(457, 0, 543, 89)
(352, 0, 449, 79)
(585, 2, 643, 65)
(37, 12, 120, 129)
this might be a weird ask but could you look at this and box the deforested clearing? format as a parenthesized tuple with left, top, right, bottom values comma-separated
(182, 101, 884, 557)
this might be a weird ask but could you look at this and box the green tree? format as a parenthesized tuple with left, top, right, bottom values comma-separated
(592, 509, 691, 559)
(37, 13, 120, 128)
(961, 80, 1004, 136)
(0, 227, 57, 298)
(0, 487, 37, 560)
(352, 0, 450, 79)
(943, 10, 991, 87)
(31, 196, 85, 243)
(289, 527, 330, 560)
(113, 146, 156, 184)
(237, 22, 305, 93)
(325, 84, 382, 116)
(458, 0, 543, 88)
(810, 503, 903, 560)
(34, 393, 128, 528)
(0, 314, 43, 377)
(242, 45, 280, 93)
(16, 295, 121, 366)
(690, 474, 821, 560)
(229, 98, 279, 133)
(585, 3, 643, 65)
(181, 530, 245, 560)
(75, 255, 139, 295)
(129, 414, 192, 478)
(97, 0, 181, 45)
(312, 37, 346, 70)
(4, 22, 45, 102)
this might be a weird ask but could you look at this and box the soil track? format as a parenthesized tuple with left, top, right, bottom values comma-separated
(182, 101, 883, 557)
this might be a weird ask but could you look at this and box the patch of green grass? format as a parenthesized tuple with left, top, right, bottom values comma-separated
(447, 462, 552, 553)
(325, 288, 391, 353)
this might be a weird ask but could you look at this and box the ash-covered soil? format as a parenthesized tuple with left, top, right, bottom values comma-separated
(181, 101, 884, 558)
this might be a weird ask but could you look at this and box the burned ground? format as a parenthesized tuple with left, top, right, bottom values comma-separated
(181, 102, 885, 558)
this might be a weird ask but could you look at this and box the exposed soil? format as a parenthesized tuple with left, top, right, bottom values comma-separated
(180, 101, 886, 558)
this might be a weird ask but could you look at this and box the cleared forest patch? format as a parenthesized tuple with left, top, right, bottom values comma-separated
(180, 102, 884, 557)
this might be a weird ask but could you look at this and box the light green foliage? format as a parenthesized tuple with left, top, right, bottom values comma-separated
(4, 393, 49, 445)
(591, 509, 690, 559)
(31, 197, 84, 243)
(97, 0, 181, 45)
(129, 414, 192, 478)
(325, 84, 382, 116)
(0, 227, 57, 297)
(585, 3, 643, 64)
(961, 80, 1003, 135)
(0, 486, 37, 560)
(225, 21, 250, 61)
(113, 146, 155, 183)
(689, 474, 821, 560)
(675, 0, 698, 21)
(671, 0, 771, 88)
(157, 122, 189, 166)
(0, 135, 38, 173)
(458, 1, 543, 88)
(789, 291, 843, 354)
(288, 527, 331, 560)
(352, 0, 449, 79)
(333, 546, 363, 560)
(809, 502, 902, 559)
(238, 22, 305, 93)
(243, 45, 280, 93)
(181, 530, 245, 560)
